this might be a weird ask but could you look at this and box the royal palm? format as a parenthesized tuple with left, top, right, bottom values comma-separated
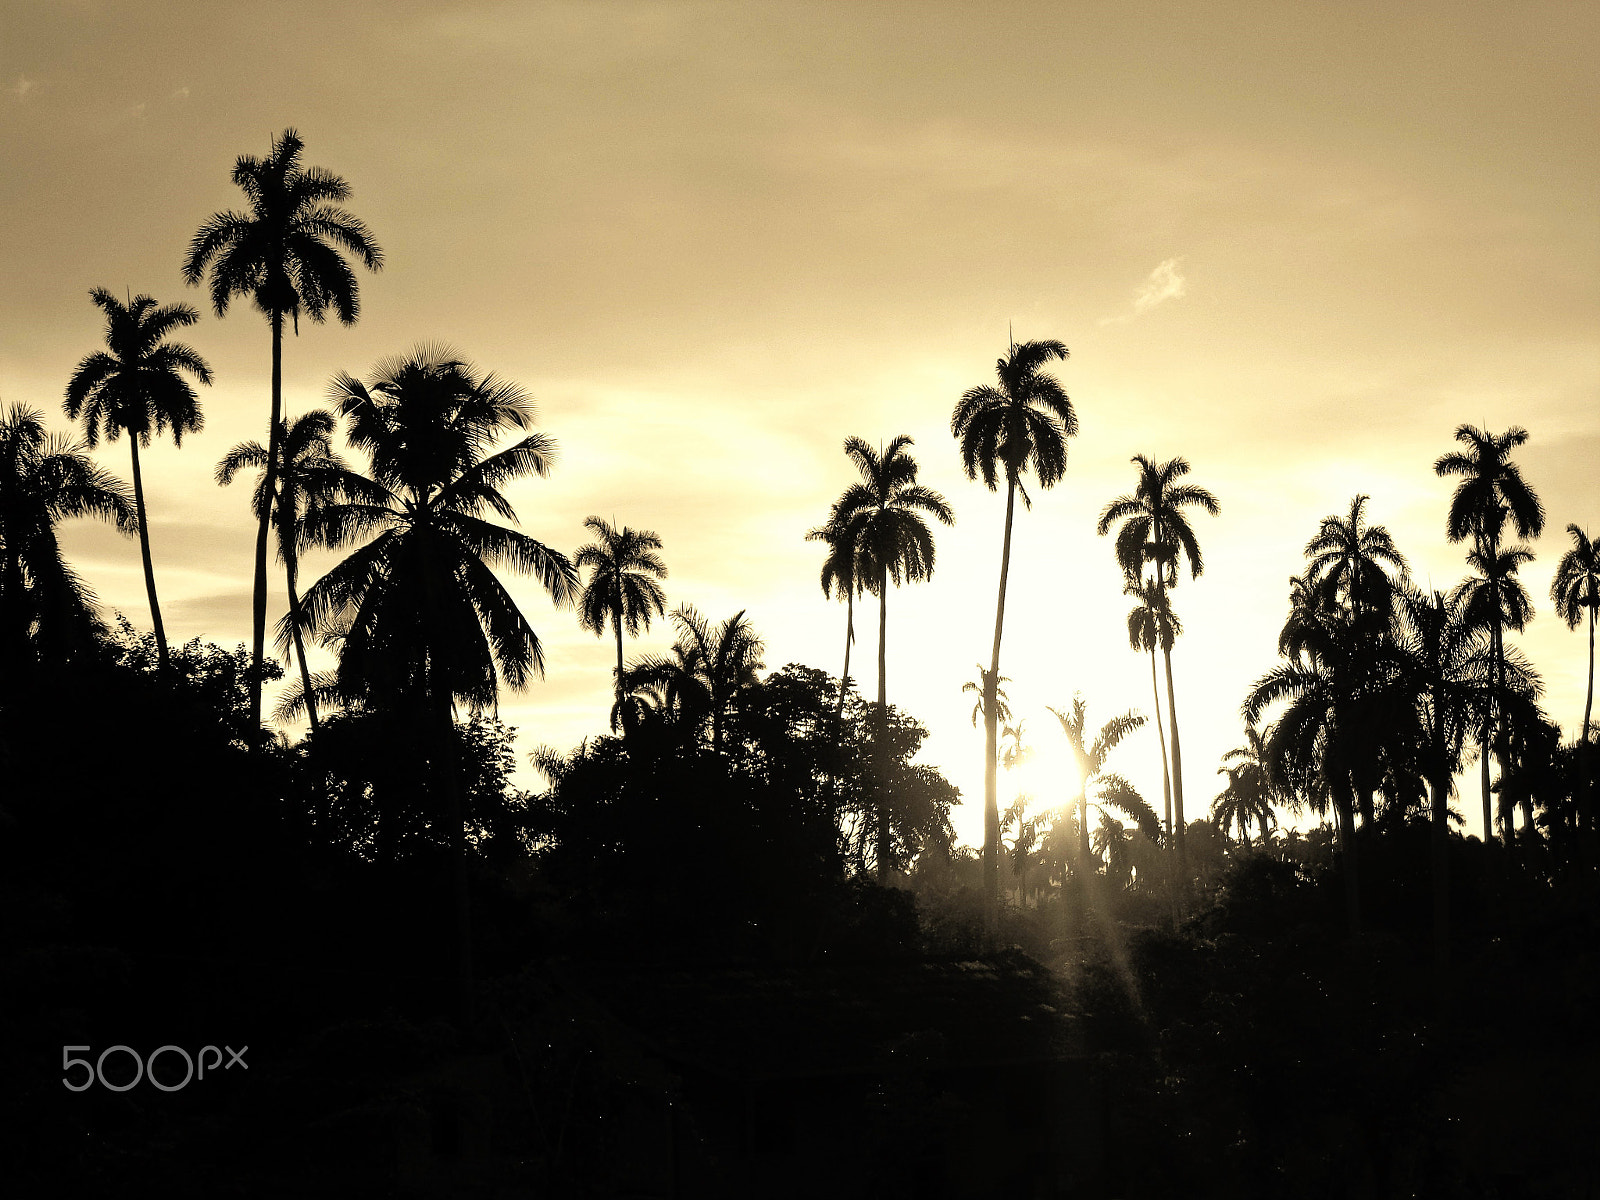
(184, 128, 382, 726)
(951, 338, 1075, 913)
(65, 289, 211, 673)
(1434, 424, 1544, 843)
(828, 435, 953, 881)
(217, 409, 379, 734)
(1047, 695, 1157, 876)
(1098, 455, 1219, 884)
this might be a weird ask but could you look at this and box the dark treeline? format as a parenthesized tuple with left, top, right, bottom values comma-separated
(3, 127, 1598, 1197)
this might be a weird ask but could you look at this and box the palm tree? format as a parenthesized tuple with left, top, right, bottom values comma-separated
(1213, 725, 1282, 848)
(0, 404, 135, 671)
(1453, 541, 1537, 841)
(1098, 455, 1219, 882)
(1435, 424, 1544, 844)
(1047, 695, 1157, 875)
(963, 664, 1013, 730)
(184, 128, 383, 727)
(1395, 584, 1494, 971)
(1303, 494, 1408, 631)
(951, 337, 1075, 912)
(1552, 525, 1599, 832)
(807, 510, 866, 731)
(297, 348, 576, 1019)
(1126, 578, 1179, 842)
(827, 435, 953, 882)
(575, 517, 668, 721)
(625, 604, 765, 752)
(64, 289, 211, 673)
(216, 409, 378, 735)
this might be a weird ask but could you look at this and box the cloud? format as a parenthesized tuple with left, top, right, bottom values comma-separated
(1134, 257, 1187, 312)
(1099, 256, 1189, 325)
(169, 87, 189, 102)
(11, 76, 33, 102)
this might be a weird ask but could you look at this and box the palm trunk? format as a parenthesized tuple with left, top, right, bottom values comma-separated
(614, 612, 625, 716)
(1162, 639, 1188, 895)
(875, 565, 890, 884)
(1149, 646, 1179, 926)
(835, 590, 854, 733)
(984, 477, 1018, 924)
(1580, 609, 1595, 839)
(1077, 788, 1091, 876)
(128, 438, 170, 673)
(1335, 781, 1361, 938)
(250, 310, 284, 732)
(286, 570, 319, 736)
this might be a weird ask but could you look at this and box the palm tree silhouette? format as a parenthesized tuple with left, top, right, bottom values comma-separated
(1552, 525, 1600, 829)
(951, 338, 1075, 913)
(297, 348, 576, 1018)
(1213, 724, 1282, 848)
(1434, 424, 1544, 843)
(962, 664, 1013, 730)
(625, 604, 764, 752)
(1126, 578, 1179, 842)
(64, 289, 211, 673)
(807, 512, 866, 732)
(216, 409, 378, 735)
(1098, 455, 1219, 885)
(575, 517, 668, 722)
(1303, 494, 1408, 630)
(827, 435, 953, 882)
(184, 128, 383, 727)
(1047, 695, 1155, 875)
(0, 404, 134, 670)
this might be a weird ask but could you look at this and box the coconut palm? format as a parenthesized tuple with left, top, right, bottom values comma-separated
(1552, 525, 1599, 828)
(951, 337, 1075, 912)
(1098, 455, 1219, 880)
(575, 517, 668, 720)
(1434, 424, 1544, 843)
(1126, 578, 1179, 841)
(827, 435, 953, 881)
(63, 289, 211, 672)
(184, 128, 383, 727)
(1304, 494, 1408, 630)
(297, 348, 577, 1018)
(0, 404, 135, 670)
(216, 409, 379, 734)
(1047, 695, 1157, 875)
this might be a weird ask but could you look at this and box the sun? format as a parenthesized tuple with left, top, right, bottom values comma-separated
(1002, 728, 1083, 819)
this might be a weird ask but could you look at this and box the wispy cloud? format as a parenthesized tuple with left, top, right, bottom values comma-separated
(1100, 257, 1189, 325)
(11, 76, 34, 102)
(169, 86, 189, 102)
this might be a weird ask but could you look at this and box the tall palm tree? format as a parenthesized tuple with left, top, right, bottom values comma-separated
(1047, 695, 1156, 874)
(1126, 578, 1179, 842)
(1097, 455, 1219, 881)
(575, 517, 668, 721)
(1303, 494, 1408, 631)
(807, 510, 865, 731)
(951, 338, 1075, 912)
(184, 128, 383, 727)
(1453, 541, 1537, 840)
(0, 404, 135, 671)
(1434, 424, 1544, 843)
(64, 289, 211, 673)
(297, 348, 576, 1019)
(828, 435, 953, 882)
(1553, 526, 1600, 832)
(625, 604, 765, 752)
(216, 409, 378, 735)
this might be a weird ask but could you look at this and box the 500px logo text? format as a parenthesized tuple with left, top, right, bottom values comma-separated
(62, 1044, 248, 1092)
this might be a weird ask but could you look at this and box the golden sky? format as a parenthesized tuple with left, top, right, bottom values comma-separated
(4, 1, 1597, 845)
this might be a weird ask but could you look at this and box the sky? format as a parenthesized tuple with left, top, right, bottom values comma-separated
(3, 0, 1597, 848)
